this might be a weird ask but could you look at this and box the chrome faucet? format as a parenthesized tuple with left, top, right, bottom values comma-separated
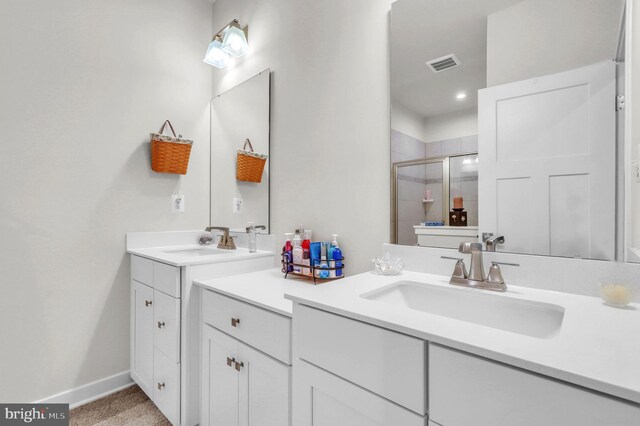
(441, 242, 518, 292)
(485, 235, 505, 252)
(245, 224, 267, 233)
(201, 226, 237, 250)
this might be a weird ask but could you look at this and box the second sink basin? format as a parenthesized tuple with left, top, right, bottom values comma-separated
(362, 280, 565, 338)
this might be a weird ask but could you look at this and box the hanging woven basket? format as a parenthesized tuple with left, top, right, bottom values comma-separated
(236, 139, 268, 183)
(150, 120, 193, 175)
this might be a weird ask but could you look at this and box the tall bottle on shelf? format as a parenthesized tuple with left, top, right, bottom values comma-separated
(302, 230, 312, 276)
(330, 234, 343, 277)
(282, 233, 294, 273)
(292, 234, 303, 273)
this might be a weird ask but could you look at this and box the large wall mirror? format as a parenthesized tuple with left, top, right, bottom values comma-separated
(210, 70, 270, 232)
(391, 0, 633, 261)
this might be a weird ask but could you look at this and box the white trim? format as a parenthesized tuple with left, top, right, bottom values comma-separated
(34, 371, 134, 409)
(624, 0, 634, 262)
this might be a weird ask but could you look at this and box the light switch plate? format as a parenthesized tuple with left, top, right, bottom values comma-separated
(172, 194, 185, 213)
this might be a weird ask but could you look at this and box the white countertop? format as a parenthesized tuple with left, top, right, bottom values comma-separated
(283, 270, 640, 405)
(127, 245, 274, 267)
(194, 268, 313, 317)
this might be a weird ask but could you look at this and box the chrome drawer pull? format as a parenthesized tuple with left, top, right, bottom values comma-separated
(157, 382, 165, 391)
(157, 321, 165, 329)
(231, 317, 240, 327)
(234, 360, 244, 371)
(145, 300, 152, 307)
(226, 357, 235, 367)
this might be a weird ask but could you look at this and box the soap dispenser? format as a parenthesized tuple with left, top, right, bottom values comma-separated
(330, 234, 343, 277)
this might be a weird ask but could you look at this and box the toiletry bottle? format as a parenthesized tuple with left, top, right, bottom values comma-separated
(282, 233, 294, 273)
(310, 242, 321, 277)
(295, 224, 305, 236)
(327, 238, 336, 278)
(247, 222, 257, 253)
(331, 234, 343, 277)
(318, 243, 330, 279)
(302, 230, 312, 276)
(292, 234, 303, 273)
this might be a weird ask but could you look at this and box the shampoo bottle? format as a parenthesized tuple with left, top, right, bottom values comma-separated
(318, 243, 330, 279)
(282, 233, 294, 272)
(292, 234, 303, 273)
(331, 234, 343, 277)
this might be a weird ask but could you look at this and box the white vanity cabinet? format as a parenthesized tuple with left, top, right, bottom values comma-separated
(200, 289, 292, 426)
(291, 303, 640, 426)
(428, 344, 640, 426)
(131, 256, 181, 425)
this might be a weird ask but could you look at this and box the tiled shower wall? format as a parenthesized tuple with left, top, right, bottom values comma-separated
(392, 130, 479, 245)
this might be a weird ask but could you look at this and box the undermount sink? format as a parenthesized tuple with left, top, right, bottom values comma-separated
(362, 280, 565, 338)
(162, 247, 233, 256)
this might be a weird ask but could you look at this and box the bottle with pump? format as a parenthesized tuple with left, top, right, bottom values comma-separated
(302, 230, 312, 276)
(282, 233, 294, 273)
(247, 222, 257, 253)
(330, 234, 343, 277)
(292, 234, 303, 273)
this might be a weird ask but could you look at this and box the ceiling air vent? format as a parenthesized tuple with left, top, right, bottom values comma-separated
(426, 54, 461, 73)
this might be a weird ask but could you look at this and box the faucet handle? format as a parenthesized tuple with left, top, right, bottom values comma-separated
(441, 256, 468, 279)
(486, 261, 519, 285)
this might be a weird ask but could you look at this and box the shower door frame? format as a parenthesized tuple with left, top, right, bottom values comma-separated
(391, 152, 477, 244)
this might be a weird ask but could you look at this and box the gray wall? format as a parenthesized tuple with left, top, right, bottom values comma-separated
(0, 0, 213, 402)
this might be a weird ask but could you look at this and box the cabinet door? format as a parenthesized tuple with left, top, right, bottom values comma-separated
(202, 325, 239, 426)
(429, 344, 640, 426)
(293, 360, 427, 426)
(238, 342, 291, 426)
(131, 280, 154, 398)
(154, 348, 180, 425)
(153, 289, 180, 362)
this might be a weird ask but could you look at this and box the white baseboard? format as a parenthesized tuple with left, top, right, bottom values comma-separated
(35, 371, 134, 409)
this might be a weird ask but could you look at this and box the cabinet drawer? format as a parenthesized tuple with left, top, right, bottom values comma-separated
(153, 289, 180, 363)
(295, 304, 427, 415)
(154, 348, 180, 426)
(429, 344, 640, 426)
(293, 359, 427, 426)
(202, 290, 291, 364)
(131, 256, 153, 286)
(154, 262, 181, 298)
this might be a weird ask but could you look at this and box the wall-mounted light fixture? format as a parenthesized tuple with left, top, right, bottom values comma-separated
(203, 19, 249, 69)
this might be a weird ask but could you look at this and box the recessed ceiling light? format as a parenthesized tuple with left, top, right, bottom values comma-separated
(456, 92, 467, 100)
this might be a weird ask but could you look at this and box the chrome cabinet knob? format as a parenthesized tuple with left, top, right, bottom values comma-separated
(145, 300, 152, 307)
(157, 382, 165, 390)
(231, 317, 240, 327)
(157, 321, 165, 329)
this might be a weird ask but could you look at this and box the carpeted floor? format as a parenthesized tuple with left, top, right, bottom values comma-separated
(70, 385, 170, 426)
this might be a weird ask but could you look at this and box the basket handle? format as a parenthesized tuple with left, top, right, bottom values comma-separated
(158, 120, 177, 137)
(242, 138, 254, 152)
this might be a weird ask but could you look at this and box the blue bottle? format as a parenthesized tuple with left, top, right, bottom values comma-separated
(330, 234, 343, 277)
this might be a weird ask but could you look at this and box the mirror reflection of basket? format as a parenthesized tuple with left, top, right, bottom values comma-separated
(151, 120, 193, 175)
(236, 138, 268, 183)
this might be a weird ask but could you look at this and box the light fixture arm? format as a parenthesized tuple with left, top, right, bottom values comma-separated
(211, 19, 248, 44)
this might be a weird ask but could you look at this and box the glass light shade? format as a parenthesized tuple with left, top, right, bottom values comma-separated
(221, 26, 249, 57)
(203, 39, 229, 68)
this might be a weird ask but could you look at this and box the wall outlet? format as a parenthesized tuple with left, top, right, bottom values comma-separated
(172, 194, 185, 213)
(233, 197, 243, 214)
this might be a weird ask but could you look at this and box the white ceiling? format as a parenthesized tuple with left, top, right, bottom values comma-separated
(391, 0, 523, 119)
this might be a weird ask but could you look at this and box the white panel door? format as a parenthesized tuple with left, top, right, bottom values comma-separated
(479, 60, 616, 260)
(237, 341, 291, 426)
(202, 325, 239, 426)
(131, 280, 154, 398)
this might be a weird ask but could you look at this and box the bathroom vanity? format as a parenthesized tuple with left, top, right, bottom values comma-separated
(287, 269, 640, 426)
(127, 231, 274, 425)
